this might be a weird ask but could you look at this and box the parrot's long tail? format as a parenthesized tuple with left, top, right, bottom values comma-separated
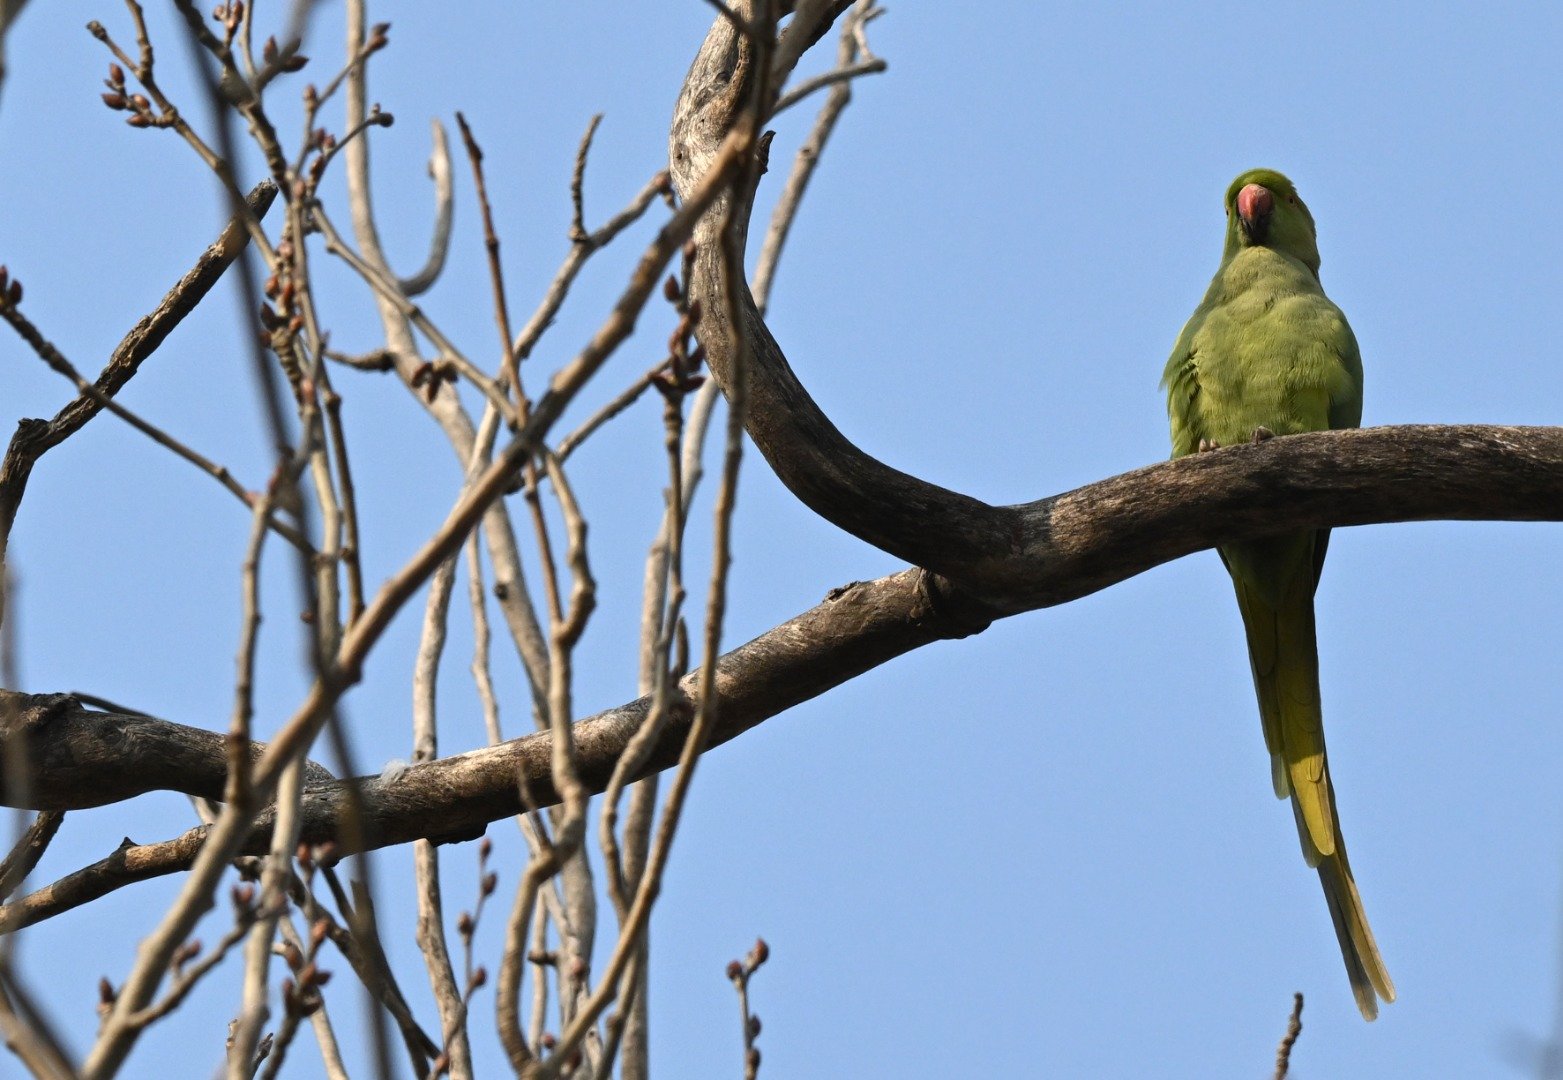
(1229, 539, 1395, 1020)
(1306, 789, 1395, 1019)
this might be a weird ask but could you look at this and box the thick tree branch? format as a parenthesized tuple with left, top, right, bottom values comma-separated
(670, 7, 1009, 577)
(1, 420, 1560, 928)
(0, 692, 335, 811)
(667, 6, 1563, 613)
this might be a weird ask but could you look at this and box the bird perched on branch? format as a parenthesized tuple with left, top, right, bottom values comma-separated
(1161, 168, 1392, 1019)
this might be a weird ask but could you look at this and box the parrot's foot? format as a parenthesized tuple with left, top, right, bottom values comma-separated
(1197, 437, 1222, 453)
(1250, 426, 1275, 443)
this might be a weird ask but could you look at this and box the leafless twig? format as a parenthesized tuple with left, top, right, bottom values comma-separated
(753, 0, 881, 310)
(510, 170, 671, 365)
(395, 119, 455, 296)
(727, 938, 769, 1080)
(454, 111, 520, 403)
(554, 362, 665, 462)
(126, 897, 257, 1030)
(771, 55, 884, 115)
(1273, 992, 1304, 1079)
(0, 963, 76, 1080)
(0, 812, 62, 904)
(411, 549, 473, 1078)
(0, 178, 279, 630)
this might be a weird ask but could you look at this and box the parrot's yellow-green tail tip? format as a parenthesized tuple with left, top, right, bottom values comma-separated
(1319, 844, 1394, 1021)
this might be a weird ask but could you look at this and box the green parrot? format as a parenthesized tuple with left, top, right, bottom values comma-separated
(1161, 168, 1393, 1019)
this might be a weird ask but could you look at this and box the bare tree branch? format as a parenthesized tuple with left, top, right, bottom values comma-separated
(395, 119, 455, 297)
(1, 419, 1558, 930)
(1274, 992, 1304, 1079)
(0, 180, 279, 627)
(0, 811, 61, 903)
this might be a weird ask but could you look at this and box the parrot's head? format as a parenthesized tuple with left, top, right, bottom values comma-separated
(1221, 168, 1320, 276)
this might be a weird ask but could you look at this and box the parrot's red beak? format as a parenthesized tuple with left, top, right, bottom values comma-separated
(1236, 183, 1274, 243)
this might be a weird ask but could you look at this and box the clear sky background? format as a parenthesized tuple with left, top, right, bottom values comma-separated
(1, 3, 1561, 1078)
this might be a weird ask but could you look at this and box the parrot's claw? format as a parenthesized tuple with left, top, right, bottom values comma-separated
(1250, 426, 1275, 444)
(1197, 437, 1222, 453)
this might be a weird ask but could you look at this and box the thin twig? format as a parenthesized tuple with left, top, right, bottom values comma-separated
(753, 0, 879, 311)
(411, 550, 473, 1078)
(253, 927, 333, 1080)
(510, 170, 670, 364)
(539, 17, 772, 1074)
(280, 913, 350, 1080)
(727, 938, 769, 1080)
(601, 280, 700, 925)
(227, 480, 282, 813)
(0, 177, 281, 593)
(1273, 993, 1304, 1080)
(497, 447, 602, 1071)
(312, 105, 395, 179)
(0, 964, 77, 1080)
(0, 303, 308, 558)
(170, 0, 291, 182)
(85, 14, 278, 265)
(312, 205, 519, 427)
(126, 909, 255, 1029)
(464, 536, 502, 746)
(324, 347, 398, 371)
(230, 758, 307, 1070)
(588, 949, 643, 1080)
(454, 111, 520, 402)
(317, 45, 452, 295)
(554, 362, 665, 462)
(526, 894, 550, 1053)
(321, 870, 437, 1076)
(770, 55, 885, 116)
(321, 392, 366, 623)
(568, 114, 604, 243)
(0, 812, 63, 904)
(450, 112, 569, 714)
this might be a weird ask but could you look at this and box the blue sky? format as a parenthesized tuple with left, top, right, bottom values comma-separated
(1, 3, 1561, 1077)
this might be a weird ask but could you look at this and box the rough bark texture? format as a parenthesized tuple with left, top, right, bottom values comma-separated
(0, 692, 334, 811)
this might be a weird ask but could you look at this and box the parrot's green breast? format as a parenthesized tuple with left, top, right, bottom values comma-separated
(1163, 246, 1362, 459)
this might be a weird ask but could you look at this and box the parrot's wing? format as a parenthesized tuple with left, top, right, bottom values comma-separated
(1326, 312, 1364, 431)
(1161, 309, 1208, 459)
